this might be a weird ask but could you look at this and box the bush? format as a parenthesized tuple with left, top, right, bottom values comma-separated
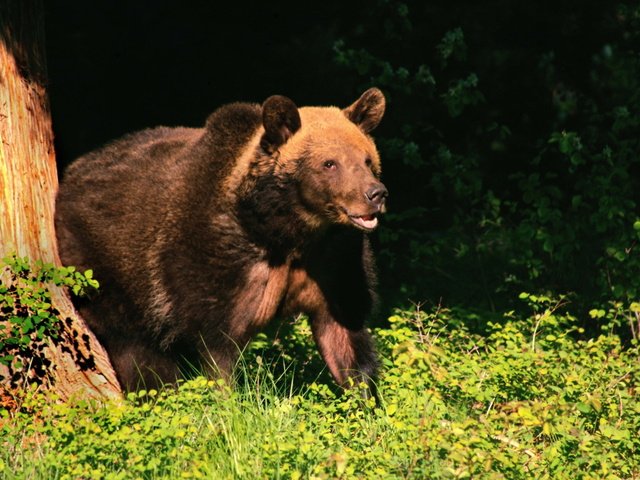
(2, 301, 638, 479)
(0, 255, 99, 387)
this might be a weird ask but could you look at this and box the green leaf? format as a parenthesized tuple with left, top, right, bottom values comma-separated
(21, 317, 33, 334)
(576, 402, 592, 414)
(600, 424, 631, 441)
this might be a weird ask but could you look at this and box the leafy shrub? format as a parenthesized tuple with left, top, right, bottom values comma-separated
(2, 302, 638, 479)
(0, 255, 98, 387)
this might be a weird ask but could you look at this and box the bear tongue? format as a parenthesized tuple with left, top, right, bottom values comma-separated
(352, 214, 378, 230)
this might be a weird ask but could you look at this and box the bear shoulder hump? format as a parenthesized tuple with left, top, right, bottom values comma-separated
(204, 102, 262, 139)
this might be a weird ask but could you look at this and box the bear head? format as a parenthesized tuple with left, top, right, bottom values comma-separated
(260, 88, 388, 233)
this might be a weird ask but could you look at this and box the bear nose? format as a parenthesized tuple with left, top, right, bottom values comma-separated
(365, 183, 388, 207)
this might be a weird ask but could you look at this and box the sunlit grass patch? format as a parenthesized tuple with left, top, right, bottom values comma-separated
(2, 300, 639, 479)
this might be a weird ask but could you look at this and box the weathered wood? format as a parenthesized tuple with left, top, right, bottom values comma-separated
(0, 1, 121, 401)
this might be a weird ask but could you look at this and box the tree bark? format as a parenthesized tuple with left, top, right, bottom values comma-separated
(0, 1, 121, 401)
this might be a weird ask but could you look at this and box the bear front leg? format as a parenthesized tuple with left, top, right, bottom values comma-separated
(198, 339, 242, 385)
(310, 311, 379, 399)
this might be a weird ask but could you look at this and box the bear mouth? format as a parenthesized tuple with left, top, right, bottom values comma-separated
(349, 213, 379, 231)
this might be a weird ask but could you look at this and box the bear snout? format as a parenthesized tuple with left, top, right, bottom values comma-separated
(365, 183, 388, 209)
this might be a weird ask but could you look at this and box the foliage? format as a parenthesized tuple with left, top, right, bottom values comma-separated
(0, 255, 99, 386)
(333, 1, 640, 315)
(2, 301, 638, 479)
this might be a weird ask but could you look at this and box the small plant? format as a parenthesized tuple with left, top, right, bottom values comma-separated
(0, 255, 99, 387)
(589, 300, 640, 344)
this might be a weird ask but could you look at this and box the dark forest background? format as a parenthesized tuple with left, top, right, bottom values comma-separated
(45, 1, 640, 325)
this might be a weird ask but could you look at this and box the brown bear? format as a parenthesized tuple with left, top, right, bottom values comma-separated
(55, 88, 388, 394)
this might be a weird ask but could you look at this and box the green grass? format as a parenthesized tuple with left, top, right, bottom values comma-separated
(1, 297, 639, 479)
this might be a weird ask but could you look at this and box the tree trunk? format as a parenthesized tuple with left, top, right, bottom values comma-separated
(0, 1, 121, 401)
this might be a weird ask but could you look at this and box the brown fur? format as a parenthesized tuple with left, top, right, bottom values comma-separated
(55, 89, 387, 394)
(229, 261, 290, 337)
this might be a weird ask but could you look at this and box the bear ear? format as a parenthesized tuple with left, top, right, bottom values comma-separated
(261, 95, 301, 153)
(343, 88, 386, 133)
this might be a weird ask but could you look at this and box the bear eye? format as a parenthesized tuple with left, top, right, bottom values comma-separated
(323, 160, 337, 170)
(365, 158, 373, 168)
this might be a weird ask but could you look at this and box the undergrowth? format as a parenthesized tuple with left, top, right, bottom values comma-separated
(0, 255, 98, 388)
(1, 296, 638, 479)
